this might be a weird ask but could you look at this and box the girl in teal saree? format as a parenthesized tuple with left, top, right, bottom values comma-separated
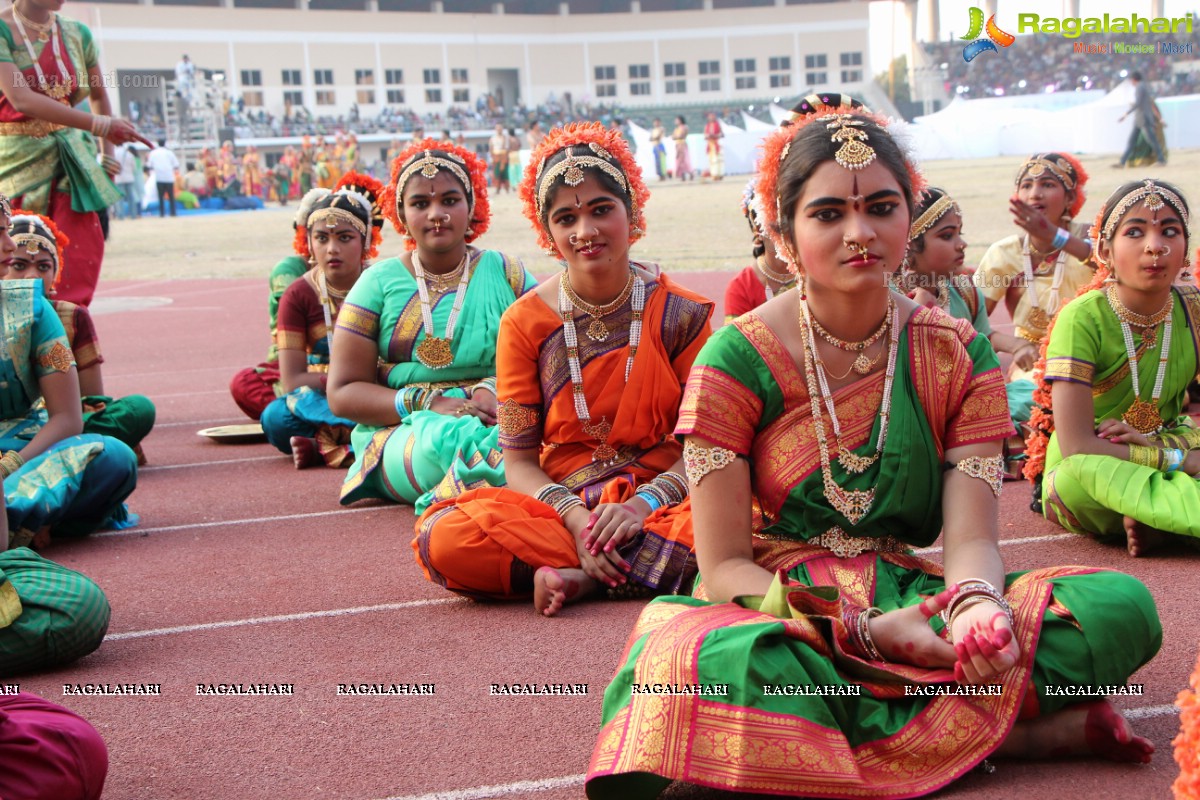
(1034, 179, 1199, 556)
(587, 106, 1161, 799)
(328, 140, 535, 509)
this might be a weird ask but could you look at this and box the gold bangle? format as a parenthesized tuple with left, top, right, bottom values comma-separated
(1128, 443, 1161, 469)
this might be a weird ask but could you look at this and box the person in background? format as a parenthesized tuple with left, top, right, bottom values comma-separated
(703, 110, 723, 181)
(1114, 71, 1166, 168)
(112, 143, 138, 220)
(146, 139, 179, 217)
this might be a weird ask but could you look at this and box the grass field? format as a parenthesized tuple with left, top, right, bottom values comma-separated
(102, 151, 1200, 281)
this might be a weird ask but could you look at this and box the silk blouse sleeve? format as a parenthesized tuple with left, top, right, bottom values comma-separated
(674, 323, 767, 455)
(1043, 292, 1098, 386)
(495, 299, 544, 452)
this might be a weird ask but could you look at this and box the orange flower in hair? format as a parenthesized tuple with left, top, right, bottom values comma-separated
(381, 138, 490, 252)
(518, 121, 649, 259)
(10, 213, 69, 289)
(335, 170, 386, 260)
(755, 109, 925, 274)
(1174, 647, 1200, 799)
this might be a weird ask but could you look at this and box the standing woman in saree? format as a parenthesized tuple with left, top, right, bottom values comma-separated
(1028, 179, 1199, 556)
(671, 116, 691, 181)
(7, 213, 155, 458)
(327, 139, 534, 505)
(0, 0, 150, 307)
(587, 108, 1160, 799)
(974, 153, 1094, 424)
(260, 172, 383, 469)
(412, 122, 713, 616)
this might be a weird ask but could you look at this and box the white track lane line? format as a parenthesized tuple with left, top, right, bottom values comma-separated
(105, 597, 461, 641)
(154, 417, 247, 428)
(375, 704, 1183, 800)
(140, 455, 281, 473)
(153, 389, 230, 399)
(92, 506, 389, 538)
(379, 774, 586, 800)
(107, 365, 243, 380)
(913, 533, 1077, 555)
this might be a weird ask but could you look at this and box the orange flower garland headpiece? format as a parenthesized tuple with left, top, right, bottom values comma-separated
(293, 187, 332, 258)
(9, 213, 69, 287)
(519, 121, 650, 259)
(1015, 152, 1089, 219)
(755, 100, 925, 274)
(335, 171, 386, 260)
(382, 138, 490, 252)
(306, 172, 386, 261)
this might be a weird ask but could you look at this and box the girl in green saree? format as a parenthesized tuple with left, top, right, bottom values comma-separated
(586, 105, 1161, 799)
(1036, 178, 1198, 556)
(328, 139, 535, 509)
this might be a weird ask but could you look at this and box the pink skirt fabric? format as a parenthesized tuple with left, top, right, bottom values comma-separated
(0, 692, 108, 800)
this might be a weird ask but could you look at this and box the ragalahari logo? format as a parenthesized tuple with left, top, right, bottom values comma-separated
(961, 7, 1015, 62)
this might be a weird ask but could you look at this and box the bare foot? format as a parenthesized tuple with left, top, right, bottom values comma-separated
(533, 566, 597, 617)
(290, 436, 321, 470)
(1123, 516, 1168, 557)
(30, 525, 51, 550)
(997, 699, 1153, 763)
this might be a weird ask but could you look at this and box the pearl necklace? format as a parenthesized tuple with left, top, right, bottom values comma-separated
(316, 267, 358, 357)
(412, 250, 471, 369)
(11, 8, 72, 101)
(558, 269, 645, 464)
(1021, 235, 1067, 333)
(754, 256, 795, 299)
(1106, 284, 1173, 434)
(799, 295, 901, 524)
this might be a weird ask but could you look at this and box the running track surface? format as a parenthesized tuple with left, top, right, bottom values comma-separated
(18, 275, 1196, 800)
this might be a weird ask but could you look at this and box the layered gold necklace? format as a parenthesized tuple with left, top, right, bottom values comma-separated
(809, 303, 891, 375)
(798, 296, 900, 524)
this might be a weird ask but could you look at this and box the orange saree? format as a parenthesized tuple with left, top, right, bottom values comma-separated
(413, 270, 713, 600)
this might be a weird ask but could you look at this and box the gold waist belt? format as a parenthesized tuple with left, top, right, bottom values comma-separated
(813, 527, 905, 558)
(0, 119, 65, 138)
(755, 526, 905, 559)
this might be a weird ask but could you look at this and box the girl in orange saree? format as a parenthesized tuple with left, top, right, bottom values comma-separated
(413, 122, 713, 616)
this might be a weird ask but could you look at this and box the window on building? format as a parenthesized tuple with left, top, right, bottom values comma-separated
(355, 69, 374, 85)
(283, 90, 303, 106)
(453, 88, 469, 102)
(663, 62, 684, 78)
(594, 65, 615, 81)
(840, 69, 863, 83)
(805, 54, 827, 69)
(282, 69, 301, 86)
(840, 52, 863, 67)
(242, 90, 263, 106)
(698, 60, 719, 76)
(386, 88, 405, 104)
(314, 69, 333, 86)
(596, 83, 617, 97)
(700, 77, 720, 92)
(425, 88, 442, 103)
(770, 74, 791, 88)
(357, 90, 375, 104)
(665, 79, 686, 94)
(423, 68, 440, 84)
(240, 70, 261, 86)
(735, 76, 756, 90)
(451, 68, 468, 84)
(315, 89, 335, 105)
(806, 71, 827, 85)
(629, 64, 649, 79)
(768, 56, 790, 72)
(385, 69, 403, 85)
(630, 82, 651, 96)
(733, 58, 755, 73)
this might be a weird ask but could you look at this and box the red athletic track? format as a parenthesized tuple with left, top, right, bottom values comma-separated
(14, 275, 1196, 800)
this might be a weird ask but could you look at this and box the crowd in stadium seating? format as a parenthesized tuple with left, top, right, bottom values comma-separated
(924, 24, 1199, 99)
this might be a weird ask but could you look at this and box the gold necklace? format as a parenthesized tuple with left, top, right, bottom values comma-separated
(1106, 284, 1173, 435)
(1105, 284, 1172, 329)
(423, 258, 467, 293)
(560, 270, 635, 342)
(13, 5, 52, 42)
(808, 303, 891, 375)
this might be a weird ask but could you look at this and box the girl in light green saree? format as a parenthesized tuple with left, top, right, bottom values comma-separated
(328, 139, 534, 510)
(1038, 178, 1198, 556)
